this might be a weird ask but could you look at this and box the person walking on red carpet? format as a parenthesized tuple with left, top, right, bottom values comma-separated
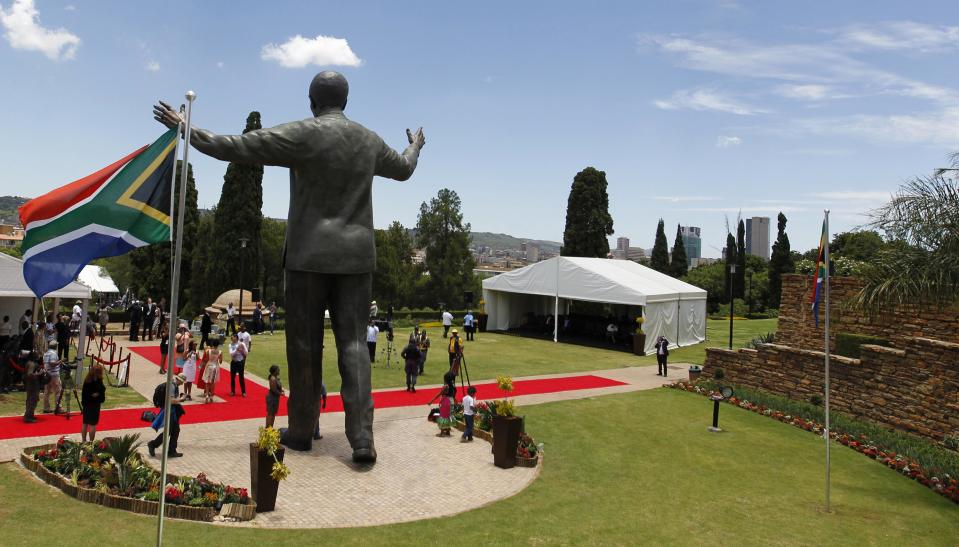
(266, 365, 284, 428)
(402, 340, 421, 393)
(201, 339, 222, 404)
(80, 364, 106, 442)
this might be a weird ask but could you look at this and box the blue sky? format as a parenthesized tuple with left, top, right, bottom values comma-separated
(2, 0, 958, 257)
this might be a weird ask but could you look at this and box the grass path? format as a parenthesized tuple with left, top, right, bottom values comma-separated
(242, 318, 778, 390)
(2, 388, 956, 545)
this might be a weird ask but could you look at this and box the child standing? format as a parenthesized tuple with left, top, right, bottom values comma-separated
(436, 384, 454, 437)
(265, 365, 284, 428)
(182, 341, 197, 401)
(201, 339, 222, 403)
(461, 386, 478, 442)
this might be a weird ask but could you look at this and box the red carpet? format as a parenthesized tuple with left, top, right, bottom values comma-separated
(0, 346, 625, 440)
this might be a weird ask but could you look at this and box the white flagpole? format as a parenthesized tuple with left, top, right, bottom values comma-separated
(823, 209, 831, 512)
(156, 91, 195, 547)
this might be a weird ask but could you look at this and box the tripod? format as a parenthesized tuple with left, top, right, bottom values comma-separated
(380, 336, 396, 368)
(428, 352, 472, 405)
(56, 358, 82, 420)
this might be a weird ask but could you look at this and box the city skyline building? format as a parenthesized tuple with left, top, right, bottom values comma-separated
(745, 217, 771, 260)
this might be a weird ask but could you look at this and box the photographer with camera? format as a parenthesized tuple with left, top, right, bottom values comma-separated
(22, 352, 41, 423)
(42, 340, 63, 414)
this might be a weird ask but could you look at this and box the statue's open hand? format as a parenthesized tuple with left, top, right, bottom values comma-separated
(407, 127, 426, 149)
(153, 100, 183, 130)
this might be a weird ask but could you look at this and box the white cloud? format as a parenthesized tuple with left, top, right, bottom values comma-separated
(654, 89, 765, 115)
(838, 21, 959, 52)
(806, 191, 893, 201)
(776, 84, 853, 101)
(797, 106, 959, 147)
(216, 61, 224, 68)
(716, 135, 742, 148)
(146, 60, 160, 72)
(63, 4, 74, 10)
(261, 34, 362, 68)
(0, 0, 80, 60)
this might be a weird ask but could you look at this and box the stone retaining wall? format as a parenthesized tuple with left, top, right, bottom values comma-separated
(776, 274, 959, 352)
(702, 337, 959, 441)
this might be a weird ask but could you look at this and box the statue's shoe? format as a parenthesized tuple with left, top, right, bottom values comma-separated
(352, 444, 377, 464)
(279, 428, 312, 451)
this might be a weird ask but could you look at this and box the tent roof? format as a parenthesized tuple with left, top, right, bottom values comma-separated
(481, 256, 706, 306)
(77, 265, 119, 294)
(0, 253, 92, 299)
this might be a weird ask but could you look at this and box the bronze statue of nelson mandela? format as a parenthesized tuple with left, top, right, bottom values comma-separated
(154, 71, 425, 463)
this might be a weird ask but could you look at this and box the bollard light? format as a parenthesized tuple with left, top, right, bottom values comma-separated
(708, 386, 734, 432)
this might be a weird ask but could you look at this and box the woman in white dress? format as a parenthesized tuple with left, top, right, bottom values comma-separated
(182, 340, 198, 401)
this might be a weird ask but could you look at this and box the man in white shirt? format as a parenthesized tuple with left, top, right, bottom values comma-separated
(463, 310, 475, 341)
(71, 300, 83, 330)
(238, 324, 252, 352)
(366, 320, 379, 363)
(0, 315, 12, 348)
(461, 386, 477, 442)
(42, 341, 63, 414)
(441, 310, 453, 338)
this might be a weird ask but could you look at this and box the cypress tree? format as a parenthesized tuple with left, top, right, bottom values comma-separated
(208, 112, 265, 305)
(736, 219, 746, 298)
(650, 219, 670, 273)
(561, 167, 614, 257)
(768, 212, 794, 308)
(724, 232, 737, 304)
(669, 223, 688, 277)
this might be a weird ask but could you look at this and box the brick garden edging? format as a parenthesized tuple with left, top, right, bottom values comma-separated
(666, 382, 959, 505)
(19, 444, 255, 522)
(452, 421, 541, 468)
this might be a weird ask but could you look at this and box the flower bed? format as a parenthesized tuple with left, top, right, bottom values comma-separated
(451, 420, 541, 468)
(20, 435, 256, 522)
(667, 381, 959, 505)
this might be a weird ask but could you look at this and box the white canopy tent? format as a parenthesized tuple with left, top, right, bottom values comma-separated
(0, 253, 93, 354)
(77, 265, 119, 297)
(482, 256, 707, 354)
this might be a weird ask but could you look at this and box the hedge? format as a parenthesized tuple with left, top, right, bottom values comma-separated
(835, 332, 891, 359)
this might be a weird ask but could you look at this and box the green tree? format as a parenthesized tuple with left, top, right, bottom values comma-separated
(683, 261, 726, 313)
(0, 244, 22, 258)
(208, 112, 265, 304)
(830, 230, 884, 261)
(736, 219, 746, 298)
(127, 160, 199, 313)
(668, 224, 688, 277)
(373, 221, 419, 307)
(768, 212, 794, 308)
(415, 189, 477, 308)
(561, 167, 614, 257)
(857, 173, 959, 309)
(724, 232, 737, 304)
(650, 219, 670, 273)
(188, 209, 216, 308)
(260, 217, 286, 306)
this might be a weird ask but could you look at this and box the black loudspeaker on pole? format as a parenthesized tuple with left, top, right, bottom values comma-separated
(251, 287, 261, 302)
(464, 291, 474, 305)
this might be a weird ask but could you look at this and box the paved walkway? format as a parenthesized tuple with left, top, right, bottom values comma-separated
(2, 337, 688, 528)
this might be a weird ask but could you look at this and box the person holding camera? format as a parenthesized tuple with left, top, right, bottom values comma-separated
(42, 340, 63, 414)
(22, 353, 41, 423)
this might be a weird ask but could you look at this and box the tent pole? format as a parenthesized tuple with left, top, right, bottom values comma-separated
(676, 295, 680, 346)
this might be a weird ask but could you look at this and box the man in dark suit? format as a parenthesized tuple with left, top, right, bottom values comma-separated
(655, 336, 670, 376)
(128, 301, 142, 341)
(199, 311, 212, 350)
(142, 297, 156, 341)
(154, 71, 425, 463)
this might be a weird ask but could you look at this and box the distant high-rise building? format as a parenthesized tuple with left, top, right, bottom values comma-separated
(626, 247, 645, 262)
(616, 237, 630, 251)
(680, 226, 702, 261)
(745, 217, 771, 260)
(526, 243, 540, 262)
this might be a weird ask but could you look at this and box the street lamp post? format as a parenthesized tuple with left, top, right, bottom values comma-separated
(728, 264, 736, 349)
(238, 237, 249, 332)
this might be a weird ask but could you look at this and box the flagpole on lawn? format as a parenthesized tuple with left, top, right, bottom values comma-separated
(156, 90, 195, 547)
(823, 208, 831, 512)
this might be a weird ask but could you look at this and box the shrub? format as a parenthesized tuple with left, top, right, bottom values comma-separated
(945, 434, 959, 451)
(713, 368, 725, 380)
(834, 332, 890, 359)
(810, 394, 823, 406)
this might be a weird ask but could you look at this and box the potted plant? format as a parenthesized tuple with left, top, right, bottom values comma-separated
(632, 316, 646, 356)
(250, 427, 289, 512)
(492, 376, 522, 469)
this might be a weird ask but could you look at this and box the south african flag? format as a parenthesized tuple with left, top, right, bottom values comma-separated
(19, 129, 178, 298)
(809, 219, 828, 327)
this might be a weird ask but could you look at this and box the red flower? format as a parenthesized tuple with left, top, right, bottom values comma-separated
(57, 436, 66, 447)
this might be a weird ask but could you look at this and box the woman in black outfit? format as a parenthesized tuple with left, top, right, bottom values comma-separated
(81, 364, 106, 442)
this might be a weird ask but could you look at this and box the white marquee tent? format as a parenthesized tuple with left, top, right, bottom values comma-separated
(78, 265, 120, 296)
(0, 253, 92, 332)
(482, 256, 707, 354)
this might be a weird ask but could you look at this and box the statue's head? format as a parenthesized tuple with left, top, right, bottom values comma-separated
(309, 71, 349, 114)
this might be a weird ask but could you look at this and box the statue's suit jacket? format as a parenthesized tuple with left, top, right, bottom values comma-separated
(191, 109, 419, 274)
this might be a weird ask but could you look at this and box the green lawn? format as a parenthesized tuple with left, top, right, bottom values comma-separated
(242, 318, 778, 389)
(0, 382, 147, 417)
(2, 388, 956, 545)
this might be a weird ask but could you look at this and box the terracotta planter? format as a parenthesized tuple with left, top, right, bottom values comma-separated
(250, 443, 284, 512)
(515, 454, 540, 468)
(492, 415, 522, 469)
(688, 366, 702, 383)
